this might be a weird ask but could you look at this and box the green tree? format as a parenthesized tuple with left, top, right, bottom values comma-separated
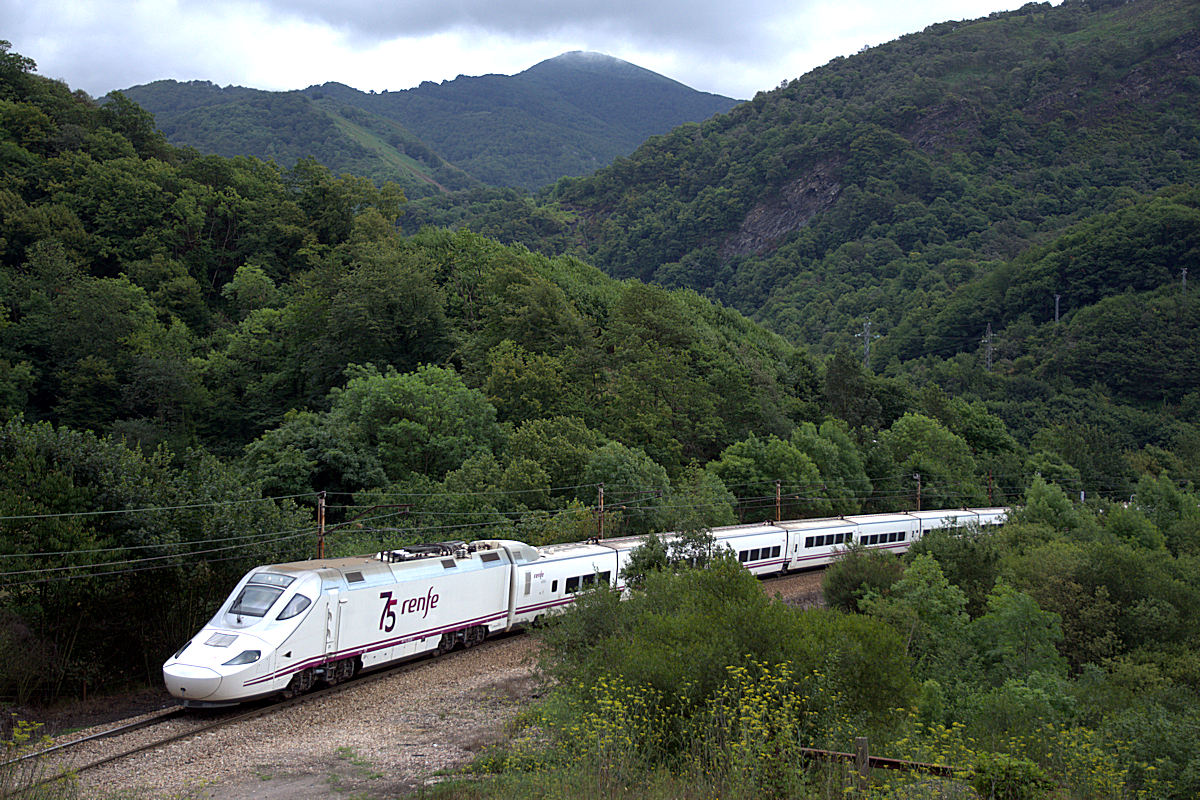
(879, 413, 985, 510)
(861, 554, 971, 677)
(327, 364, 505, 483)
(708, 433, 825, 520)
(580, 441, 670, 535)
(790, 418, 872, 514)
(822, 542, 905, 613)
(970, 582, 1067, 685)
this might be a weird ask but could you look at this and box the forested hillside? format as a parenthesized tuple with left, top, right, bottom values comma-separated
(121, 52, 738, 192)
(537, 0, 1199, 332)
(118, 80, 479, 199)
(413, 0, 1200, 495)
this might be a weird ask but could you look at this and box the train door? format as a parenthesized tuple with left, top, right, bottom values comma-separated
(325, 587, 342, 659)
(515, 567, 548, 626)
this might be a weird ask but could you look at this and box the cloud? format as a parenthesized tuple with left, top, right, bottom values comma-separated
(254, 0, 795, 50)
(2, 0, 1053, 101)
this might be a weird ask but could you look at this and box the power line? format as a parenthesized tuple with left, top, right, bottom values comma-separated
(0, 492, 317, 522)
(0, 526, 316, 580)
(0, 532, 314, 587)
(0, 525, 318, 560)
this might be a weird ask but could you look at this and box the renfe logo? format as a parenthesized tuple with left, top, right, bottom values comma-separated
(378, 588, 439, 632)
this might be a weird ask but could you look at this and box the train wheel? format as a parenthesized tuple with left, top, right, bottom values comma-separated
(322, 658, 355, 686)
(463, 626, 487, 648)
(434, 632, 455, 656)
(284, 667, 316, 698)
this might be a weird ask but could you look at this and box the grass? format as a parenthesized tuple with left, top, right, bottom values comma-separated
(335, 746, 384, 780)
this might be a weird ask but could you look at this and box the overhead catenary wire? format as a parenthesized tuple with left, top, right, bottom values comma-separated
(0, 526, 317, 580)
(0, 492, 318, 522)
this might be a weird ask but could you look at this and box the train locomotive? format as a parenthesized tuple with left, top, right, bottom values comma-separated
(163, 507, 1006, 706)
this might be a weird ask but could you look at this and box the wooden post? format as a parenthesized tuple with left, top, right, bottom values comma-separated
(775, 480, 782, 522)
(598, 483, 605, 540)
(316, 490, 327, 559)
(854, 737, 870, 795)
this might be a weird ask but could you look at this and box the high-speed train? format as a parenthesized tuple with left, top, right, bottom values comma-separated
(163, 507, 1006, 705)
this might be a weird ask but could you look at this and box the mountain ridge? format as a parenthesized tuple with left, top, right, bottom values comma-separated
(118, 53, 738, 191)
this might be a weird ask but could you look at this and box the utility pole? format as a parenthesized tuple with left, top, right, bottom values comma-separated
(317, 490, 327, 559)
(597, 483, 605, 540)
(982, 323, 994, 370)
(913, 473, 922, 512)
(775, 480, 782, 522)
(1054, 294, 1061, 323)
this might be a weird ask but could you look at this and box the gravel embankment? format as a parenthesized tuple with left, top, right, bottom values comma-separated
(69, 636, 540, 799)
(44, 570, 824, 799)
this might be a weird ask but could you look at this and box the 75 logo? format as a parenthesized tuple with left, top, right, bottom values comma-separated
(378, 591, 398, 632)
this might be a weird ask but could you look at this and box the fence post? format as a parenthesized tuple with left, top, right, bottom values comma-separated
(855, 737, 870, 795)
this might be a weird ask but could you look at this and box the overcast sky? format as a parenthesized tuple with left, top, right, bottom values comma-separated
(4, 0, 1052, 101)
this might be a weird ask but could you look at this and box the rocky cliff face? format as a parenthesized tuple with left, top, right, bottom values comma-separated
(720, 164, 843, 259)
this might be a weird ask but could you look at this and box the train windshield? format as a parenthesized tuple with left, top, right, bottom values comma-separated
(228, 576, 290, 618)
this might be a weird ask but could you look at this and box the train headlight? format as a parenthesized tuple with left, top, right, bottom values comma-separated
(223, 650, 261, 666)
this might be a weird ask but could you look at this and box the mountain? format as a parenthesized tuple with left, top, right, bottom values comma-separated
(119, 53, 738, 191)
(455, 2, 1199, 374)
(413, 0, 1199, 451)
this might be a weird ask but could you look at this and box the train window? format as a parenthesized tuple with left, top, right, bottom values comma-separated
(598, 571, 611, 584)
(277, 594, 312, 620)
(345, 571, 364, 583)
(552, 580, 558, 592)
(566, 576, 580, 593)
(739, 550, 749, 562)
(442, 559, 457, 569)
(805, 536, 814, 548)
(582, 574, 596, 587)
(772, 546, 781, 558)
(896, 531, 906, 541)
(229, 584, 283, 618)
(480, 552, 501, 563)
(524, 572, 532, 595)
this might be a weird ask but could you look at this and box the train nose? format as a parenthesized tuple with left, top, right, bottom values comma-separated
(163, 664, 222, 700)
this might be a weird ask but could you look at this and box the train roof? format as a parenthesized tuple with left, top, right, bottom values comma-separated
(259, 540, 534, 585)
(534, 541, 614, 562)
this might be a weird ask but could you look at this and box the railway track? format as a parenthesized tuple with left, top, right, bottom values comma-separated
(4, 637, 511, 794)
